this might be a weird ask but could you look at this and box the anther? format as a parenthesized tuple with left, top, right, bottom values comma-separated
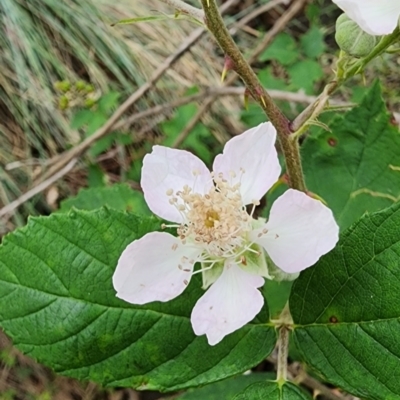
(166, 188, 173, 196)
(171, 243, 178, 251)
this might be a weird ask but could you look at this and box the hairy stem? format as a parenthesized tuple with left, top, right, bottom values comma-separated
(277, 326, 289, 383)
(201, 0, 306, 192)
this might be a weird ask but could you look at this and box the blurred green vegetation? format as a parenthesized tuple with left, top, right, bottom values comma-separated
(1, 0, 399, 399)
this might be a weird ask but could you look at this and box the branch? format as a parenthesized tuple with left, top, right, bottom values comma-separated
(200, 0, 306, 192)
(157, 0, 204, 20)
(0, 159, 77, 219)
(173, 0, 301, 148)
(2, 0, 240, 219)
(39, 27, 206, 183)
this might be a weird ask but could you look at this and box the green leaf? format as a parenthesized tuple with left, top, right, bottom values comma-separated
(241, 103, 268, 127)
(302, 83, 400, 230)
(160, 102, 214, 164)
(290, 202, 400, 399)
(70, 109, 92, 130)
(177, 373, 275, 400)
(233, 381, 312, 399)
(258, 67, 287, 91)
(97, 91, 120, 113)
(0, 209, 277, 391)
(300, 26, 326, 59)
(87, 164, 106, 187)
(58, 183, 150, 215)
(111, 15, 172, 25)
(262, 280, 293, 319)
(288, 60, 323, 94)
(259, 33, 298, 65)
(161, 103, 197, 143)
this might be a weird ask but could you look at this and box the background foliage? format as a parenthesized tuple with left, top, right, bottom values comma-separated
(1, 0, 400, 399)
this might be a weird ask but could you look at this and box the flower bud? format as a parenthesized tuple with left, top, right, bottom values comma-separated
(335, 13, 378, 57)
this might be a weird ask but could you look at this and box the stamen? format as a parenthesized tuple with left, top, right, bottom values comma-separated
(192, 260, 219, 275)
(169, 171, 256, 264)
(162, 223, 180, 229)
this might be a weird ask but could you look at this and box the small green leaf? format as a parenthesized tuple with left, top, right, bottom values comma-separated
(97, 91, 120, 113)
(303, 83, 400, 230)
(233, 381, 312, 399)
(258, 67, 287, 90)
(70, 109, 92, 130)
(262, 280, 293, 319)
(160, 102, 214, 164)
(288, 60, 323, 94)
(291, 202, 400, 399)
(111, 14, 203, 27)
(59, 183, 150, 215)
(259, 33, 298, 65)
(177, 373, 275, 399)
(0, 209, 277, 391)
(300, 26, 326, 59)
(111, 15, 172, 26)
(87, 164, 106, 187)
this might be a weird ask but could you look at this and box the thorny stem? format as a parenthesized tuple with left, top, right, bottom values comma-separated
(200, 0, 306, 192)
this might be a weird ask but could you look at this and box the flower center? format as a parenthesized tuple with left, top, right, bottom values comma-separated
(166, 173, 256, 258)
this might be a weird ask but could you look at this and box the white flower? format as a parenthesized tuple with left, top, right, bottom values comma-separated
(113, 122, 339, 345)
(332, 0, 400, 35)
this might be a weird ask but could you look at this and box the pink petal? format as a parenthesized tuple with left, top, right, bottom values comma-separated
(213, 122, 281, 205)
(113, 232, 202, 304)
(251, 189, 339, 274)
(191, 262, 264, 345)
(333, 0, 400, 35)
(141, 146, 213, 223)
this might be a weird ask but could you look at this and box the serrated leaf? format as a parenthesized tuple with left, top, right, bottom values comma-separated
(303, 83, 400, 230)
(290, 202, 400, 399)
(300, 26, 326, 59)
(70, 109, 92, 130)
(177, 373, 275, 400)
(0, 209, 277, 391)
(58, 183, 150, 215)
(259, 33, 298, 65)
(288, 59, 323, 94)
(233, 381, 312, 400)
